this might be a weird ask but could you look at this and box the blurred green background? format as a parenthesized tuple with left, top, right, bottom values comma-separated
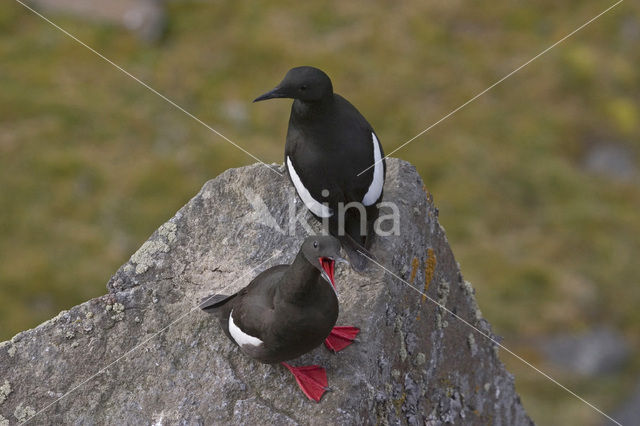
(1, 0, 638, 424)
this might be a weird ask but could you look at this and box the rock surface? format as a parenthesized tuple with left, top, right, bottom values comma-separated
(0, 159, 532, 425)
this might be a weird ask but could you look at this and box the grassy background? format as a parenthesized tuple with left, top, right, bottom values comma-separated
(1, 1, 639, 424)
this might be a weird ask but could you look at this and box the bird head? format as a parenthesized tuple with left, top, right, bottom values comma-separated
(253, 66, 333, 103)
(300, 235, 345, 290)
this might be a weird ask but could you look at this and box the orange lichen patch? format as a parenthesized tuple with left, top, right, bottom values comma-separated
(422, 248, 437, 303)
(422, 184, 434, 204)
(409, 257, 420, 283)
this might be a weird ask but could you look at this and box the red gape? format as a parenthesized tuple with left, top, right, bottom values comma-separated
(324, 326, 360, 353)
(319, 257, 336, 288)
(281, 362, 329, 402)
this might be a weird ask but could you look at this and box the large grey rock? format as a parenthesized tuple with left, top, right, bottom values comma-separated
(0, 159, 532, 425)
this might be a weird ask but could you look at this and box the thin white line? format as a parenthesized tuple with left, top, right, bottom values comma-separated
(357, 0, 623, 177)
(14, 0, 282, 177)
(358, 250, 622, 426)
(21, 251, 282, 425)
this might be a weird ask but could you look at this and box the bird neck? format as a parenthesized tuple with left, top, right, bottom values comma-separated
(291, 95, 334, 122)
(278, 251, 323, 303)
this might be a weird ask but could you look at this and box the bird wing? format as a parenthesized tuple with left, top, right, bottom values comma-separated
(199, 293, 236, 312)
(224, 265, 287, 340)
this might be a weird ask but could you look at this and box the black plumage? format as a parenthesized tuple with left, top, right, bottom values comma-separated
(254, 66, 386, 271)
(200, 236, 340, 364)
(200, 236, 359, 402)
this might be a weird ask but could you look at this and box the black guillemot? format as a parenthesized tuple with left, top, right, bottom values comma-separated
(254, 66, 386, 271)
(200, 236, 359, 402)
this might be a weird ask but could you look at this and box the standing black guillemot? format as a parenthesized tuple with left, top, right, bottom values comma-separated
(254, 67, 386, 271)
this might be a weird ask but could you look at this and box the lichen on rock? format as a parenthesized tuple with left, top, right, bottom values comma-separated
(108, 302, 126, 321)
(435, 279, 451, 329)
(157, 221, 177, 244)
(13, 403, 35, 423)
(0, 381, 11, 405)
(467, 333, 478, 357)
(130, 239, 170, 274)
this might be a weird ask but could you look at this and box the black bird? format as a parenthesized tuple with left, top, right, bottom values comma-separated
(254, 66, 386, 271)
(200, 236, 359, 402)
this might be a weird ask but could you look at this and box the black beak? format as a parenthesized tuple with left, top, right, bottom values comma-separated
(253, 87, 286, 102)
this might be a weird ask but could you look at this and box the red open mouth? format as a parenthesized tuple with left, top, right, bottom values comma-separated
(319, 257, 336, 289)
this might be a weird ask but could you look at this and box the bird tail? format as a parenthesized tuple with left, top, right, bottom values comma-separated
(199, 293, 236, 312)
(339, 233, 374, 273)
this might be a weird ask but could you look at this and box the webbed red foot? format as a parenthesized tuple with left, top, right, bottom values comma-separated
(324, 326, 360, 353)
(281, 362, 329, 402)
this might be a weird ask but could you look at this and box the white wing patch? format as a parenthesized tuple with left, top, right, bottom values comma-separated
(286, 156, 333, 218)
(362, 133, 384, 206)
(229, 310, 263, 347)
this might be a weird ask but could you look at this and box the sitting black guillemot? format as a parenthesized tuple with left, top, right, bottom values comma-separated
(254, 66, 386, 271)
(200, 236, 359, 402)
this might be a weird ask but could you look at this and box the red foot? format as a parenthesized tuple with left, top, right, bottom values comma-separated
(324, 326, 360, 353)
(281, 362, 329, 402)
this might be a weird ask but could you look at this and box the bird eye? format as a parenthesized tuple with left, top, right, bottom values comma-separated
(313, 241, 318, 248)
(300, 85, 308, 91)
